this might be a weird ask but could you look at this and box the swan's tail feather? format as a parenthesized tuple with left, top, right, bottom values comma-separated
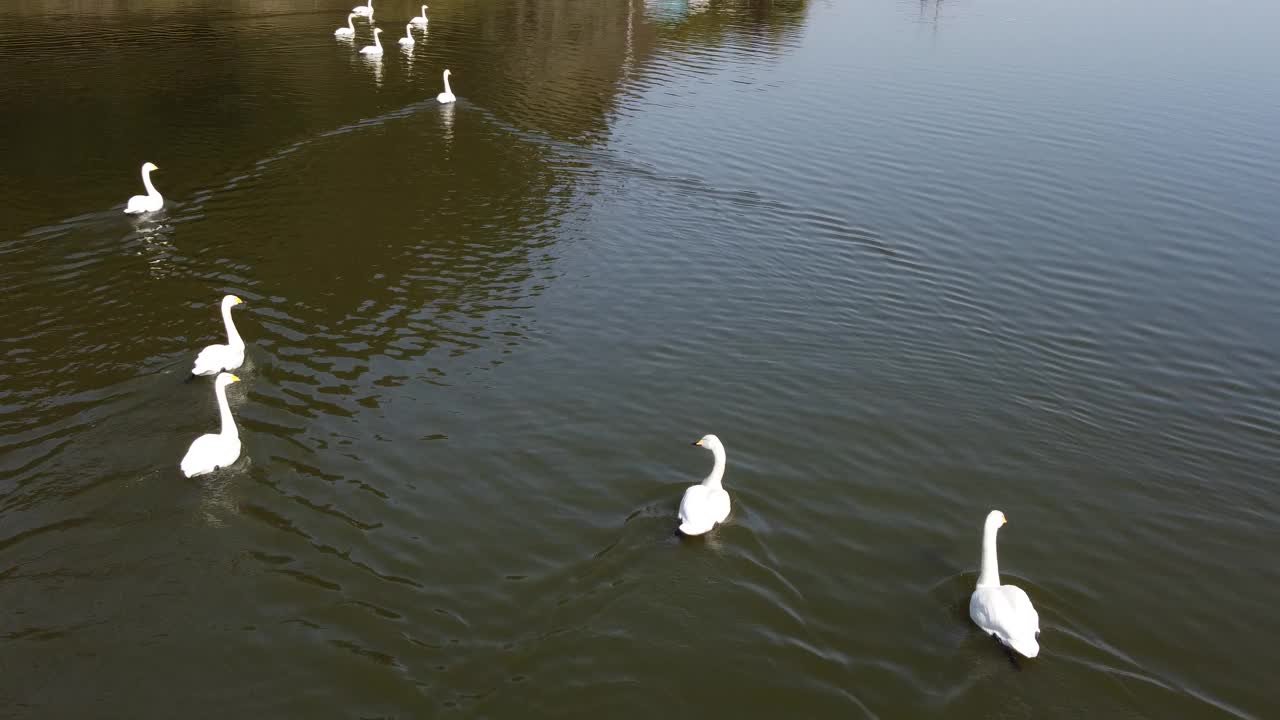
(1007, 634, 1040, 658)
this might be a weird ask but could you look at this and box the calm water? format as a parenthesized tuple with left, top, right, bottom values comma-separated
(2, 0, 1278, 716)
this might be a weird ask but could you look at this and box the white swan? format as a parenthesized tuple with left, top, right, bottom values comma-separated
(969, 510, 1041, 658)
(437, 68, 455, 103)
(334, 13, 356, 36)
(181, 372, 242, 478)
(359, 27, 383, 55)
(124, 162, 163, 214)
(678, 434, 731, 535)
(411, 4, 429, 25)
(192, 294, 246, 376)
(399, 23, 415, 47)
(352, 0, 373, 18)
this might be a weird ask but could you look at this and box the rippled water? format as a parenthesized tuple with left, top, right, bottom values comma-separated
(2, 0, 1278, 716)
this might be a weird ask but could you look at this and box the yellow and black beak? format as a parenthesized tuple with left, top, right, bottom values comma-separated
(693, 439, 703, 447)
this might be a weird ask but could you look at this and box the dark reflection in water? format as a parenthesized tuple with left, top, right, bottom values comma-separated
(3, 0, 1280, 717)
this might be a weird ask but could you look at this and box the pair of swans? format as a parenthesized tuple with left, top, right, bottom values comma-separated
(677, 439, 1042, 659)
(359, 26, 433, 55)
(181, 294, 248, 477)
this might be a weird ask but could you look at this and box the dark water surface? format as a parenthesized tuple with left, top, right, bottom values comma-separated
(2, 0, 1278, 717)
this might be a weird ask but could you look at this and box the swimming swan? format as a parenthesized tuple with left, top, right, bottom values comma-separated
(352, 0, 373, 18)
(969, 510, 1041, 658)
(124, 162, 163, 214)
(437, 68, 455, 103)
(399, 23, 415, 47)
(677, 434, 731, 535)
(192, 294, 246, 376)
(180, 372, 242, 478)
(411, 5, 429, 25)
(335, 13, 356, 36)
(359, 27, 384, 55)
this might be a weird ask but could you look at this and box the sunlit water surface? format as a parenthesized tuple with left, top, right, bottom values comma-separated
(1, 0, 1278, 717)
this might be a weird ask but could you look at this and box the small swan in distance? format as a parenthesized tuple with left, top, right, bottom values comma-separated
(411, 4, 429, 25)
(437, 68, 455, 103)
(180, 372, 242, 478)
(192, 294, 246, 376)
(124, 162, 163, 214)
(352, 0, 374, 17)
(969, 510, 1041, 658)
(399, 23, 415, 47)
(359, 27, 384, 55)
(678, 434, 731, 535)
(335, 13, 356, 36)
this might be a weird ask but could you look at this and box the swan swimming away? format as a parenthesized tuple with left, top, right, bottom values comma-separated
(192, 294, 246, 376)
(399, 23, 415, 47)
(677, 434, 731, 535)
(411, 4, 429, 25)
(180, 372, 242, 478)
(124, 162, 163, 214)
(437, 68, 455, 103)
(335, 13, 356, 36)
(359, 27, 384, 55)
(352, 0, 373, 18)
(969, 510, 1041, 658)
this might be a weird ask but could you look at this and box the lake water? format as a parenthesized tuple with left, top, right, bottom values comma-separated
(1, 0, 1278, 717)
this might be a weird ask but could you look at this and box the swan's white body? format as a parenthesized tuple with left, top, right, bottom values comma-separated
(678, 434, 731, 535)
(437, 68, 455, 104)
(969, 510, 1041, 658)
(124, 162, 163, 214)
(359, 27, 383, 55)
(335, 13, 356, 36)
(352, 0, 373, 17)
(411, 4, 429, 25)
(399, 23, 415, 46)
(180, 373, 242, 478)
(192, 295, 246, 376)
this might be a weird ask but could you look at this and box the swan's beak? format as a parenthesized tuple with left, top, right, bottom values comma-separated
(229, 375, 240, 382)
(1001, 514, 1008, 525)
(693, 439, 703, 447)
(232, 296, 244, 305)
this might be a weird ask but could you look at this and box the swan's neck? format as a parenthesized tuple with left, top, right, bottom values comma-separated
(142, 167, 159, 197)
(216, 382, 238, 439)
(374, 32, 382, 49)
(443, 73, 452, 95)
(346, 15, 354, 30)
(222, 302, 243, 349)
(977, 525, 1001, 587)
(702, 446, 726, 489)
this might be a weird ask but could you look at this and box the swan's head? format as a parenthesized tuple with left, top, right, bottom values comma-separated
(443, 68, 451, 77)
(985, 510, 1008, 531)
(692, 434, 723, 453)
(375, 27, 383, 34)
(142, 161, 158, 173)
(221, 294, 245, 309)
(215, 372, 241, 388)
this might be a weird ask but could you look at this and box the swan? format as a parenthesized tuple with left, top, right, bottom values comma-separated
(677, 434, 731, 535)
(359, 27, 383, 55)
(969, 510, 1041, 658)
(399, 23, 415, 47)
(192, 294, 246, 376)
(124, 162, 163, 214)
(352, 0, 373, 18)
(437, 68, 455, 103)
(411, 4, 429, 25)
(181, 372, 242, 478)
(334, 13, 356, 36)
